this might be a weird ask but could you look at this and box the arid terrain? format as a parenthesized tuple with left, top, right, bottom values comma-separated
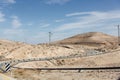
(0, 32, 120, 80)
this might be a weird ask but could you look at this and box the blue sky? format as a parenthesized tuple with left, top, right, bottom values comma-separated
(0, 0, 120, 44)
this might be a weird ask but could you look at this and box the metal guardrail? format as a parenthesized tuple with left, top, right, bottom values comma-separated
(13, 67, 120, 72)
(0, 48, 120, 72)
(0, 55, 83, 72)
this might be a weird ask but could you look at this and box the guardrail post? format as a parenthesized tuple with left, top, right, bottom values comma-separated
(78, 69, 81, 73)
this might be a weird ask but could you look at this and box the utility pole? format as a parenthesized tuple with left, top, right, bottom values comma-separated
(49, 32, 52, 44)
(117, 25, 120, 46)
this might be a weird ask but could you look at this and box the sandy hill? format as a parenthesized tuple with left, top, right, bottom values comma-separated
(0, 39, 25, 46)
(0, 39, 27, 59)
(0, 39, 86, 60)
(54, 32, 118, 48)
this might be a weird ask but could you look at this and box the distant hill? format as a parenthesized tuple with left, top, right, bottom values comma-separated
(53, 32, 118, 48)
(0, 39, 25, 46)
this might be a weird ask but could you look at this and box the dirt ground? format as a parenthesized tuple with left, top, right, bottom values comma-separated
(4, 69, 120, 80)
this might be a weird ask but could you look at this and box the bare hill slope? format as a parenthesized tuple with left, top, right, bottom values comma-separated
(0, 39, 26, 59)
(54, 32, 118, 48)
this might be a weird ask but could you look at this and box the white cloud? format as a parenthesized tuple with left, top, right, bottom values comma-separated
(46, 0, 71, 5)
(0, 0, 16, 4)
(3, 29, 24, 35)
(0, 0, 16, 9)
(66, 12, 92, 17)
(55, 19, 64, 22)
(11, 16, 22, 28)
(30, 32, 49, 44)
(8, 0, 15, 3)
(0, 12, 5, 22)
(2, 28, 26, 42)
(55, 10, 120, 32)
(12, 19, 22, 28)
(11, 15, 18, 19)
(40, 23, 50, 28)
(66, 11, 120, 18)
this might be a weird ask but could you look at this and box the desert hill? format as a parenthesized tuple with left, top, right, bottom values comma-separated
(0, 39, 26, 59)
(54, 32, 118, 48)
(0, 32, 120, 80)
(0, 39, 86, 60)
(0, 32, 118, 60)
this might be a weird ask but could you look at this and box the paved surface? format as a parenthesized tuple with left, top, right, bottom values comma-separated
(0, 73, 16, 80)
